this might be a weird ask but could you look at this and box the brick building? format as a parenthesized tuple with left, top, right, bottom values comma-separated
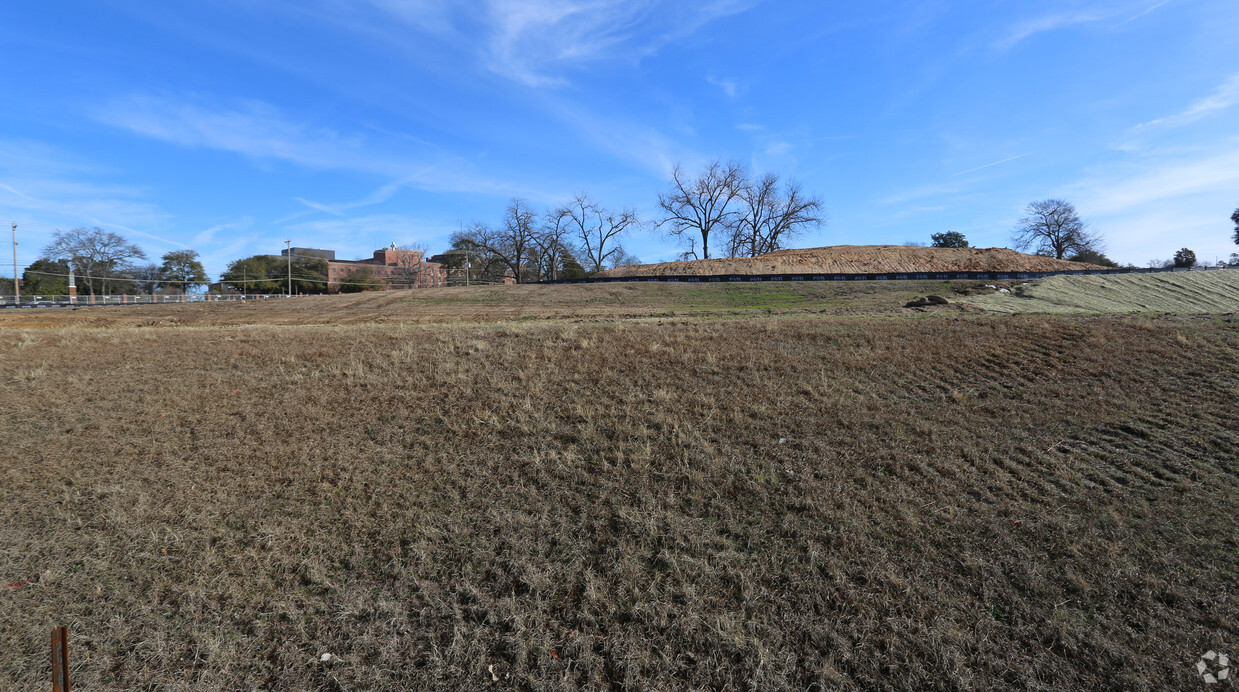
(326, 245, 448, 292)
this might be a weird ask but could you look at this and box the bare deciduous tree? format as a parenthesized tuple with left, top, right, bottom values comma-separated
(450, 199, 538, 283)
(657, 161, 746, 260)
(729, 173, 824, 257)
(503, 200, 539, 283)
(42, 227, 147, 296)
(533, 206, 573, 281)
(1012, 199, 1101, 260)
(389, 242, 432, 288)
(450, 223, 507, 283)
(128, 263, 163, 295)
(606, 246, 642, 270)
(564, 193, 640, 273)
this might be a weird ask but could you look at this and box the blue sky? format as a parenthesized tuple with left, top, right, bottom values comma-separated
(2, 0, 1238, 278)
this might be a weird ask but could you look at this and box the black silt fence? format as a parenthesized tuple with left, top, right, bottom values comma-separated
(540, 266, 1212, 285)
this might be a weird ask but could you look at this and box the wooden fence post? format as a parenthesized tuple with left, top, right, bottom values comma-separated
(51, 626, 69, 691)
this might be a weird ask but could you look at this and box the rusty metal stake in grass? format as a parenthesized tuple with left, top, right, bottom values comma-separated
(51, 626, 69, 692)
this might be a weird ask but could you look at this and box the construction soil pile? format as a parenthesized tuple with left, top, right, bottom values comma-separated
(598, 244, 1111, 277)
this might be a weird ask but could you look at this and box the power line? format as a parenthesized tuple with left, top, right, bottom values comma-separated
(3, 221, 62, 233)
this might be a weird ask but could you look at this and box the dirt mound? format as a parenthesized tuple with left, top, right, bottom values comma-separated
(598, 245, 1110, 277)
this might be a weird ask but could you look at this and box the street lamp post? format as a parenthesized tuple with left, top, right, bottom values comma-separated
(11, 222, 18, 305)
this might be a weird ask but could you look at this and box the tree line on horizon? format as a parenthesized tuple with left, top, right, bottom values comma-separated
(6, 173, 1239, 296)
(7, 227, 209, 297)
(446, 160, 825, 284)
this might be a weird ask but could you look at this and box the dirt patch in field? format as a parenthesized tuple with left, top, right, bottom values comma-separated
(961, 269, 1239, 314)
(599, 244, 1111, 277)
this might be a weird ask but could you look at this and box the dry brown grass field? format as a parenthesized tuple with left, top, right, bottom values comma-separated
(0, 280, 953, 330)
(1, 282, 1237, 690)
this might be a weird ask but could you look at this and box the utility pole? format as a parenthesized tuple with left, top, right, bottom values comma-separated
(285, 239, 292, 297)
(11, 222, 18, 304)
(459, 219, 468, 288)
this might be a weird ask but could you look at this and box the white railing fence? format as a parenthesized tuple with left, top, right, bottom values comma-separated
(0, 294, 294, 308)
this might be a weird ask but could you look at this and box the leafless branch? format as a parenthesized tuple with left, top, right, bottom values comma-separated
(657, 161, 746, 260)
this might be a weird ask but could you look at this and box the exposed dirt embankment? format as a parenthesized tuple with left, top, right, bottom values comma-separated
(599, 244, 1110, 277)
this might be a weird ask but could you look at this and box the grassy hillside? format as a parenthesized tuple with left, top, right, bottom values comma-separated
(2, 311, 1237, 689)
(0, 280, 961, 329)
(963, 269, 1239, 314)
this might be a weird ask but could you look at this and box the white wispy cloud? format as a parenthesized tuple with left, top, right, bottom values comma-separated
(951, 152, 1033, 177)
(1089, 206, 1229, 266)
(1052, 140, 1239, 262)
(293, 178, 414, 217)
(95, 95, 371, 170)
(0, 182, 35, 201)
(536, 93, 700, 180)
(993, 12, 1101, 51)
(197, 232, 268, 276)
(0, 139, 171, 247)
(102, 222, 190, 250)
(764, 141, 791, 156)
(195, 217, 253, 246)
(995, 1, 1175, 52)
(707, 75, 738, 98)
(878, 182, 964, 207)
(341, 0, 756, 87)
(1071, 144, 1239, 216)
(1117, 0, 1171, 26)
(93, 94, 544, 200)
(493, 0, 756, 86)
(1132, 73, 1239, 131)
(362, 0, 460, 36)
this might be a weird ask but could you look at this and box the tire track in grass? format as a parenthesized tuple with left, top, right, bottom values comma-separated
(1048, 405, 1239, 497)
(992, 449, 1066, 500)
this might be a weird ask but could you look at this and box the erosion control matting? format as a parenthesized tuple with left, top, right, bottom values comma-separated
(962, 269, 1239, 314)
